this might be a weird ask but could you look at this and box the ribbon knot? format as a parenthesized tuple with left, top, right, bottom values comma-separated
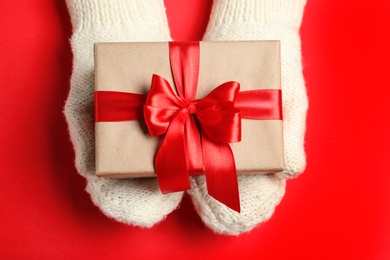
(188, 102, 197, 115)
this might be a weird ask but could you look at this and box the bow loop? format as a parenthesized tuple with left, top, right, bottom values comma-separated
(197, 81, 241, 110)
(197, 81, 241, 143)
(144, 74, 187, 136)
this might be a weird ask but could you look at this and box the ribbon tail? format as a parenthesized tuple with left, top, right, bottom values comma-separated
(201, 131, 240, 212)
(185, 116, 204, 175)
(156, 110, 191, 193)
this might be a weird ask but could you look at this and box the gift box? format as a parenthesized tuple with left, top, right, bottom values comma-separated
(94, 41, 284, 211)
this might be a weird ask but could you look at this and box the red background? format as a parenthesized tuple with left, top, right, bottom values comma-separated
(0, 0, 389, 259)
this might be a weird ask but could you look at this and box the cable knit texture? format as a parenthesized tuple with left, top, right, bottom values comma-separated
(187, 0, 308, 235)
(64, 0, 184, 228)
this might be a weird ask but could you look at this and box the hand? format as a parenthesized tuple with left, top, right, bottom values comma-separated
(188, 0, 308, 235)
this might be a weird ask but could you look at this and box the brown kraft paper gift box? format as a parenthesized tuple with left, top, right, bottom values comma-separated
(94, 41, 284, 178)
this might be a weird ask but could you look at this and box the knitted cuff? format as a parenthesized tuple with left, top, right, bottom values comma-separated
(65, 0, 169, 32)
(208, 0, 307, 31)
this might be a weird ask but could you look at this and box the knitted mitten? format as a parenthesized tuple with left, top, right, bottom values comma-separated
(64, 0, 184, 227)
(188, 0, 308, 235)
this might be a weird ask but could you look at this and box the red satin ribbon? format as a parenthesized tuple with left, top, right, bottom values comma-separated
(94, 42, 283, 212)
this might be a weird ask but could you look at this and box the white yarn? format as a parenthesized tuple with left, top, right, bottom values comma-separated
(64, 0, 308, 234)
(64, 0, 184, 228)
(188, 0, 308, 235)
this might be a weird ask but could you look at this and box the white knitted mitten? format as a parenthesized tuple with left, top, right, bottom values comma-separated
(188, 0, 308, 235)
(64, 0, 184, 227)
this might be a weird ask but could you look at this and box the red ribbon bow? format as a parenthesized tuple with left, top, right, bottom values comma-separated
(144, 74, 242, 212)
(95, 42, 283, 212)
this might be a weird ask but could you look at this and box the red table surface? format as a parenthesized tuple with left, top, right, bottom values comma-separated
(0, 1, 389, 259)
